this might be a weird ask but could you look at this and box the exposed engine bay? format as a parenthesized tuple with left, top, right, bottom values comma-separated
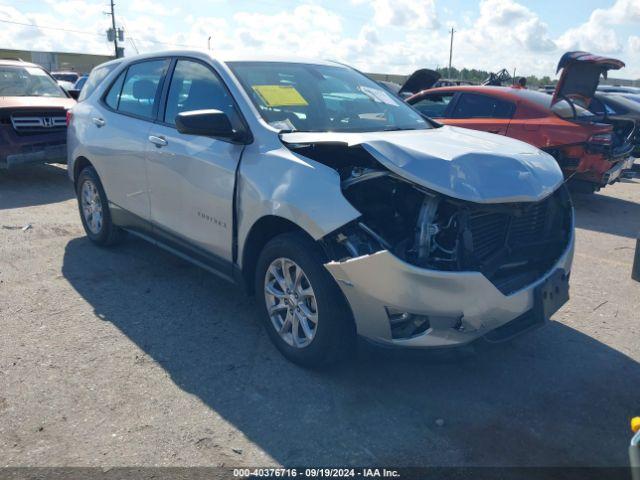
(290, 142, 573, 295)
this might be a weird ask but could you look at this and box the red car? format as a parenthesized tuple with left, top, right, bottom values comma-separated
(0, 59, 76, 169)
(406, 52, 636, 192)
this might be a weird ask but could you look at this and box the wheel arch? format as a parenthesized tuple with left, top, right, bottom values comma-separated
(73, 156, 94, 187)
(240, 215, 319, 295)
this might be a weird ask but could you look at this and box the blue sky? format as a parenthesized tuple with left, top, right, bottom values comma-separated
(2, 0, 639, 78)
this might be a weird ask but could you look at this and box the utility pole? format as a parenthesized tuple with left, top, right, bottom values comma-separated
(448, 28, 455, 80)
(109, 0, 118, 58)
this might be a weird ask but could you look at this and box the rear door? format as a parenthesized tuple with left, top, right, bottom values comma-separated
(145, 57, 245, 263)
(85, 58, 170, 221)
(445, 92, 515, 135)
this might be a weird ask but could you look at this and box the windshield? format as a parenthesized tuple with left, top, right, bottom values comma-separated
(0, 66, 67, 98)
(52, 73, 78, 83)
(229, 61, 430, 133)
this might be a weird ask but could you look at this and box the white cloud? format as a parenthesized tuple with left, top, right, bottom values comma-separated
(557, 0, 640, 54)
(353, 0, 438, 30)
(1, 0, 640, 79)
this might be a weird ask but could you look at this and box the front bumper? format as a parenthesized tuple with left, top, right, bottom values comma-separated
(324, 229, 574, 348)
(1, 143, 67, 169)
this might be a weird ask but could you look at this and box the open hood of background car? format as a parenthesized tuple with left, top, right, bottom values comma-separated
(552, 51, 625, 106)
(281, 126, 564, 204)
(399, 69, 441, 96)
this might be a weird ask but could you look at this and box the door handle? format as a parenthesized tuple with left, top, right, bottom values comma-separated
(148, 135, 168, 147)
(92, 117, 105, 127)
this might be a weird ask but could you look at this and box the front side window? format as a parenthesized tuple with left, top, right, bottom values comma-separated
(105, 59, 169, 119)
(229, 61, 429, 133)
(164, 60, 235, 125)
(411, 93, 454, 118)
(0, 66, 66, 98)
(451, 93, 514, 119)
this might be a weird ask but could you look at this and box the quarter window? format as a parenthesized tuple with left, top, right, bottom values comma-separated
(451, 93, 514, 119)
(164, 60, 235, 125)
(411, 93, 455, 118)
(104, 70, 125, 109)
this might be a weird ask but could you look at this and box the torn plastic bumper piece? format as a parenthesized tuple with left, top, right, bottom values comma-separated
(324, 232, 574, 348)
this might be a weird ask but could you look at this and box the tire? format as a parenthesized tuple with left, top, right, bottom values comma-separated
(255, 231, 356, 368)
(76, 166, 123, 246)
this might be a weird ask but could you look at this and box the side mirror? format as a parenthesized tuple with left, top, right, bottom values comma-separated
(175, 109, 243, 141)
(67, 89, 80, 100)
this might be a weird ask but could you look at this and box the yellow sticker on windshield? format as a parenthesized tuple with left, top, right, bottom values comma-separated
(252, 85, 308, 107)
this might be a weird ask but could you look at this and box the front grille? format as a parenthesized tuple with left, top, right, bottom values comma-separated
(509, 201, 549, 245)
(465, 187, 571, 295)
(10, 111, 67, 135)
(468, 212, 508, 260)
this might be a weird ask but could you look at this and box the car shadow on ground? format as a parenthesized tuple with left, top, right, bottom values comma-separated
(0, 164, 73, 210)
(572, 180, 640, 239)
(62, 236, 640, 468)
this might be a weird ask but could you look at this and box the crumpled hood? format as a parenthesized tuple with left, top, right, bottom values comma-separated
(281, 126, 564, 204)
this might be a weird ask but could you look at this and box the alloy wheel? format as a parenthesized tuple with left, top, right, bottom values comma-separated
(80, 179, 103, 234)
(264, 257, 318, 348)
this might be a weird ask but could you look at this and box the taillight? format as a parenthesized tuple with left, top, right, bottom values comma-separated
(66, 109, 73, 127)
(588, 133, 612, 146)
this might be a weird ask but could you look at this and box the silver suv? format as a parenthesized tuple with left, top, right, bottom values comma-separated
(68, 52, 574, 367)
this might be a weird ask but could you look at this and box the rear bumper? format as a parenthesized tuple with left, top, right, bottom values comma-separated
(324, 228, 574, 348)
(602, 156, 636, 185)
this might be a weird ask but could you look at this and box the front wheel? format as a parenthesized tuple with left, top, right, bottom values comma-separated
(255, 232, 356, 368)
(76, 166, 123, 246)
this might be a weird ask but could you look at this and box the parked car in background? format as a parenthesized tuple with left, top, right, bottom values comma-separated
(406, 52, 636, 192)
(65, 75, 89, 100)
(597, 85, 640, 94)
(52, 71, 80, 93)
(51, 71, 79, 84)
(73, 75, 88, 91)
(589, 93, 640, 158)
(0, 59, 75, 169)
(618, 93, 640, 105)
(67, 51, 573, 367)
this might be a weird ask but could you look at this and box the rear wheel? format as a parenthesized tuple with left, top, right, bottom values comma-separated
(76, 166, 123, 246)
(255, 232, 356, 367)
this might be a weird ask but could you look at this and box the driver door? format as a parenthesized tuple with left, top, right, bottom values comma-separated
(145, 58, 244, 263)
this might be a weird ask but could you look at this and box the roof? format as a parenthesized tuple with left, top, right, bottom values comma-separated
(115, 50, 345, 67)
(0, 58, 41, 68)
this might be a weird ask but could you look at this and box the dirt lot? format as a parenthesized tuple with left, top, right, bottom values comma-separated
(1, 163, 639, 468)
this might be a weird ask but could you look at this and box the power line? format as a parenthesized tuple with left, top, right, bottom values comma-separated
(0, 16, 201, 52)
(0, 17, 103, 37)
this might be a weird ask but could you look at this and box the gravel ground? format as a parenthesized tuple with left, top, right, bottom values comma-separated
(0, 163, 639, 468)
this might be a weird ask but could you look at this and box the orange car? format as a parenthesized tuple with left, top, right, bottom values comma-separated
(406, 52, 636, 192)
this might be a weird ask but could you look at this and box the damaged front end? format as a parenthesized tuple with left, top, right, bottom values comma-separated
(286, 137, 574, 347)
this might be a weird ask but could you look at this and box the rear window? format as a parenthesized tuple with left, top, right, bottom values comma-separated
(451, 93, 514, 119)
(512, 89, 594, 119)
(79, 63, 121, 101)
